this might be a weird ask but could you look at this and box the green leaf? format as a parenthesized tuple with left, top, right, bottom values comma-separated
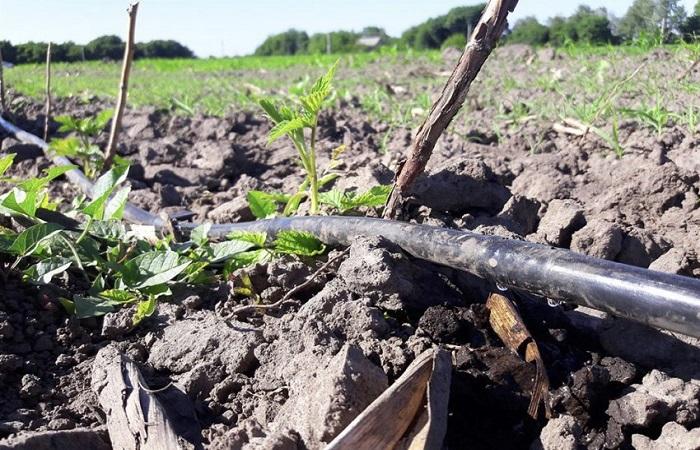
(318, 173, 339, 187)
(274, 230, 325, 256)
(0, 154, 15, 177)
(319, 189, 346, 210)
(226, 231, 267, 247)
(260, 98, 283, 124)
(59, 298, 75, 315)
(87, 220, 126, 241)
(133, 296, 157, 325)
(104, 186, 130, 220)
(74, 295, 114, 318)
(283, 192, 306, 216)
(18, 165, 77, 192)
(223, 249, 274, 275)
(191, 223, 211, 247)
(55, 115, 80, 133)
(247, 190, 278, 219)
(310, 60, 338, 96)
(24, 257, 72, 284)
(351, 185, 392, 208)
(99, 289, 138, 304)
(9, 223, 63, 256)
(2, 188, 41, 217)
(209, 239, 256, 263)
(268, 117, 307, 143)
(49, 137, 81, 158)
(82, 161, 130, 219)
(123, 250, 191, 288)
(93, 110, 114, 132)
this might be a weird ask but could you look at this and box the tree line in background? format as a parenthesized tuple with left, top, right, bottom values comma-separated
(257, 0, 700, 56)
(255, 5, 483, 56)
(508, 0, 700, 46)
(3, 0, 700, 64)
(0, 36, 194, 64)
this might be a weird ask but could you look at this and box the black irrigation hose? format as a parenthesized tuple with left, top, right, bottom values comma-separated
(2, 115, 700, 338)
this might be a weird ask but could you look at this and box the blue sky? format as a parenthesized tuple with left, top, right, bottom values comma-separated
(1, 0, 697, 57)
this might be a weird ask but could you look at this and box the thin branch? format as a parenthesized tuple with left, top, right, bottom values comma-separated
(0, 47, 7, 116)
(226, 248, 349, 318)
(43, 42, 52, 141)
(383, 0, 518, 219)
(678, 57, 699, 82)
(103, 2, 139, 171)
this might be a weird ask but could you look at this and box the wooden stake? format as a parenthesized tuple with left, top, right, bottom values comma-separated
(383, 0, 518, 219)
(0, 47, 7, 116)
(43, 42, 52, 141)
(103, 2, 139, 171)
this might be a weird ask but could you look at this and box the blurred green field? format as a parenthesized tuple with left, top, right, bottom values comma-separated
(5, 43, 700, 148)
(4, 49, 442, 116)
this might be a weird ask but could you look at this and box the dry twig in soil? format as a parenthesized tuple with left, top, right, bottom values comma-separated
(383, 0, 518, 219)
(227, 248, 349, 318)
(104, 2, 139, 171)
(0, 47, 6, 116)
(43, 42, 52, 141)
(486, 292, 551, 419)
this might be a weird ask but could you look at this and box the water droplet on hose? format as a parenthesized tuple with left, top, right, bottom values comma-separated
(547, 298, 563, 308)
(488, 258, 498, 268)
(496, 283, 508, 292)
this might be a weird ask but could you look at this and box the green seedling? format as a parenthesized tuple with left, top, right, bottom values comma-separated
(254, 61, 391, 217)
(259, 61, 338, 214)
(0, 155, 327, 327)
(49, 110, 113, 179)
(620, 100, 672, 136)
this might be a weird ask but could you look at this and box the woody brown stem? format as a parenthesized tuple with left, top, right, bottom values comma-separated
(103, 2, 139, 171)
(383, 0, 518, 219)
(43, 42, 52, 141)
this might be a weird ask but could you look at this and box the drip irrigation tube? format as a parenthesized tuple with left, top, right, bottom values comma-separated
(2, 115, 700, 338)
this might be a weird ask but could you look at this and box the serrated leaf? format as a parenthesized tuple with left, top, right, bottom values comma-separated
(24, 257, 72, 284)
(133, 296, 157, 325)
(247, 190, 278, 219)
(93, 110, 114, 132)
(55, 115, 80, 133)
(49, 137, 81, 158)
(226, 231, 267, 247)
(223, 249, 274, 275)
(260, 98, 284, 124)
(351, 185, 392, 208)
(209, 239, 256, 263)
(104, 186, 130, 220)
(268, 117, 307, 143)
(9, 223, 63, 256)
(191, 223, 211, 247)
(123, 251, 191, 288)
(319, 189, 346, 210)
(274, 230, 325, 256)
(0, 154, 15, 177)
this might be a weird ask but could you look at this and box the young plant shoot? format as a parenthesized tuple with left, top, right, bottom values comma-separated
(254, 61, 391, 218)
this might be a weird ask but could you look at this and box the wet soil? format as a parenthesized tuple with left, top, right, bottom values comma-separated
(1, 47, 700, 449)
